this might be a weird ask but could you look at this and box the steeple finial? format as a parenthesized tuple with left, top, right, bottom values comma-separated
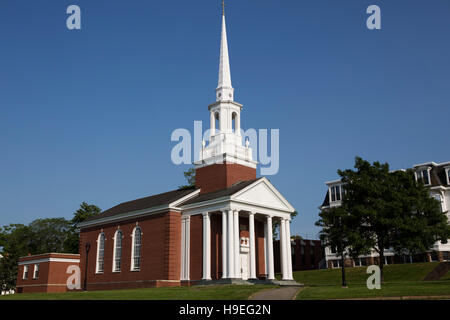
(216, 5, 234, 101)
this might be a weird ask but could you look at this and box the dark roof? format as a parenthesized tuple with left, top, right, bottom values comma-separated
(431, 165, 449, 186)
(321, 190, 330, 208)
(84, 187, 198, 223)
(180, 178, 262, 206)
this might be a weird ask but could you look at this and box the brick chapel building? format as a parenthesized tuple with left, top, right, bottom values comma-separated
(74, 10, 296, 291)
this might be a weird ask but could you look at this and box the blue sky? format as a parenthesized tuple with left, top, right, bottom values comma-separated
(0, 0, 449, 239)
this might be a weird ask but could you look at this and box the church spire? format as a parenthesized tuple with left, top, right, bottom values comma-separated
(216, 2, 234, 101)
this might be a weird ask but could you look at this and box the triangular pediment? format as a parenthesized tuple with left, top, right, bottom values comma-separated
(231, 178, 295, 213)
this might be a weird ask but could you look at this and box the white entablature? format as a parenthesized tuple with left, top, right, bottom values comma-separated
(180, 177, 295, 218)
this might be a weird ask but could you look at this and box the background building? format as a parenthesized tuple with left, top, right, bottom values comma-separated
(16, 253, 80, 293)
(321, 161, 450, 268)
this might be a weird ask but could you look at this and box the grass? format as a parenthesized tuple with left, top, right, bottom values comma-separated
(296, 281, 450, 300)
(292, 262, 450, 300)
(0, 285, 275, 300)
(293, 262, 440, 285)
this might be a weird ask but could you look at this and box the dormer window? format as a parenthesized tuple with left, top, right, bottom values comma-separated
(330, 185, 344, 202)
(416, 168, 431, 185)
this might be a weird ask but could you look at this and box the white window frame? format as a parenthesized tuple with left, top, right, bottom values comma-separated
(329, 184, 344, 203)
(415, 167, 431, 186)
(23, 265, 29, 279)
(131, 226, 142, 271)
(96, 232, 105, 274)
(112, 230, 123, 273)
(33, 264, 39, 279)
(445, 167, 450, 185)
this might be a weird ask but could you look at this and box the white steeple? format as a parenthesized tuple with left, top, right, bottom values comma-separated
(216, 12, 234, 102)
(194, 4, 257, 170)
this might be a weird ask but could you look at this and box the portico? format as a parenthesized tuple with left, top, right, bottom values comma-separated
(179, 178, 295, 282)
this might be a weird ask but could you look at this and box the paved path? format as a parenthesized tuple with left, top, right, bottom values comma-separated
(249, 286, 301, 300)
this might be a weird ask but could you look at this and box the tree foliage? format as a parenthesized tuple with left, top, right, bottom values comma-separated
(63, 202, 101, 253)
(0, 202, 101, 291)
(337, 157, 450, 282)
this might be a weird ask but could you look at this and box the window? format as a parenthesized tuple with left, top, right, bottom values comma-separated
(433, 194, 444, 212)
(330, 185, 344, 202)
(416, 169, 431, 185)
(447, 169, 450, 185)
(96, 233, 105, 273)
(131, 227, 142, 271)
(23, 265, 29, 279)
(332, 260, 340, 268)
(113, 230, 123, 272)
(33, 264, 39, 279)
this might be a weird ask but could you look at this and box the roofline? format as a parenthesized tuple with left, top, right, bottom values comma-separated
(77, 189, 200, 228)
(325, 179, 342, 185)
(19, 253, 80, 260)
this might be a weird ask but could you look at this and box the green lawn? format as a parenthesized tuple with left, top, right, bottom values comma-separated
(293, 262, 440, 285)
(297, 281, 450, 300)
(0, 285, 274, 300)
(292, 262, 450, 300)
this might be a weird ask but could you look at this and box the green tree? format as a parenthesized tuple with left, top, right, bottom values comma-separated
(179, 167, 196, 189)
(339, 157, 450, 282)
(28, 218, 71, 254)
(64, 202, 101, 253)
(272, 211, 298, 240)
(0, 224, 34, 291)
(316, 206, 367, 287)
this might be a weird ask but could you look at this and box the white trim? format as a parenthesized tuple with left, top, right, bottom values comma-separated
(95, 232, 105, 274)
(33, 264, 39, 279)
(19, 258, 80, 266)
(130, 226, 142, 271)
(230, 177, 296, 213)
(77, 190, 200, 228)
(22, 265, 29, 279)
(112, 229, 123, 273)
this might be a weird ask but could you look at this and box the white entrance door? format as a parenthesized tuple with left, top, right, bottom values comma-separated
(240, 253, 249, 280)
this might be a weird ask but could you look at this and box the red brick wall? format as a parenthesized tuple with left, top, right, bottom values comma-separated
(255, 220, 266, 278)
(196, 163, 256, 194)
(79, 210, 182, 291)
(16, 254, 80, 293)
(189, 214, 203, 281)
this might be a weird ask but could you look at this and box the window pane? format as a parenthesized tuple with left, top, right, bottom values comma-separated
(97, 233, 105, 273)
(114, 231, 122, 272)
(331, 187, 336, 202)
(422, 170, 430, 185)
(336, 186, 341, 201)
(133, 227, 142, 270)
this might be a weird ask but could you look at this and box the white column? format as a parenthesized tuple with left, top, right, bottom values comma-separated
(280, 218, 288, 280)
(221, 210, 227, 278)
(234, 210, 240, 278)
(202, 212, 211, 280)
(227, 209, 235, 278)
(266, 216, 275, 280)
(249, 212, 256, 279)
(210, 112, 215, 136)
(285, 218, 293, 280)
(181, 216, 191, 280)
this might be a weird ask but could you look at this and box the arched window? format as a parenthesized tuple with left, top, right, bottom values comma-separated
(131, 227, 142, 271)
(232, 112, 237, 132)
(215, 112, 220, 133)
(96, 233, 105, 273)
(113, 230, 123, 272)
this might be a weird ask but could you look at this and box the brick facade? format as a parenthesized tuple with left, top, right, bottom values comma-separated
(195, 163, 256, 194)
(274, 239, 324, 272)
(79, 210, 182, 290)
(16, 253, 80, 294)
